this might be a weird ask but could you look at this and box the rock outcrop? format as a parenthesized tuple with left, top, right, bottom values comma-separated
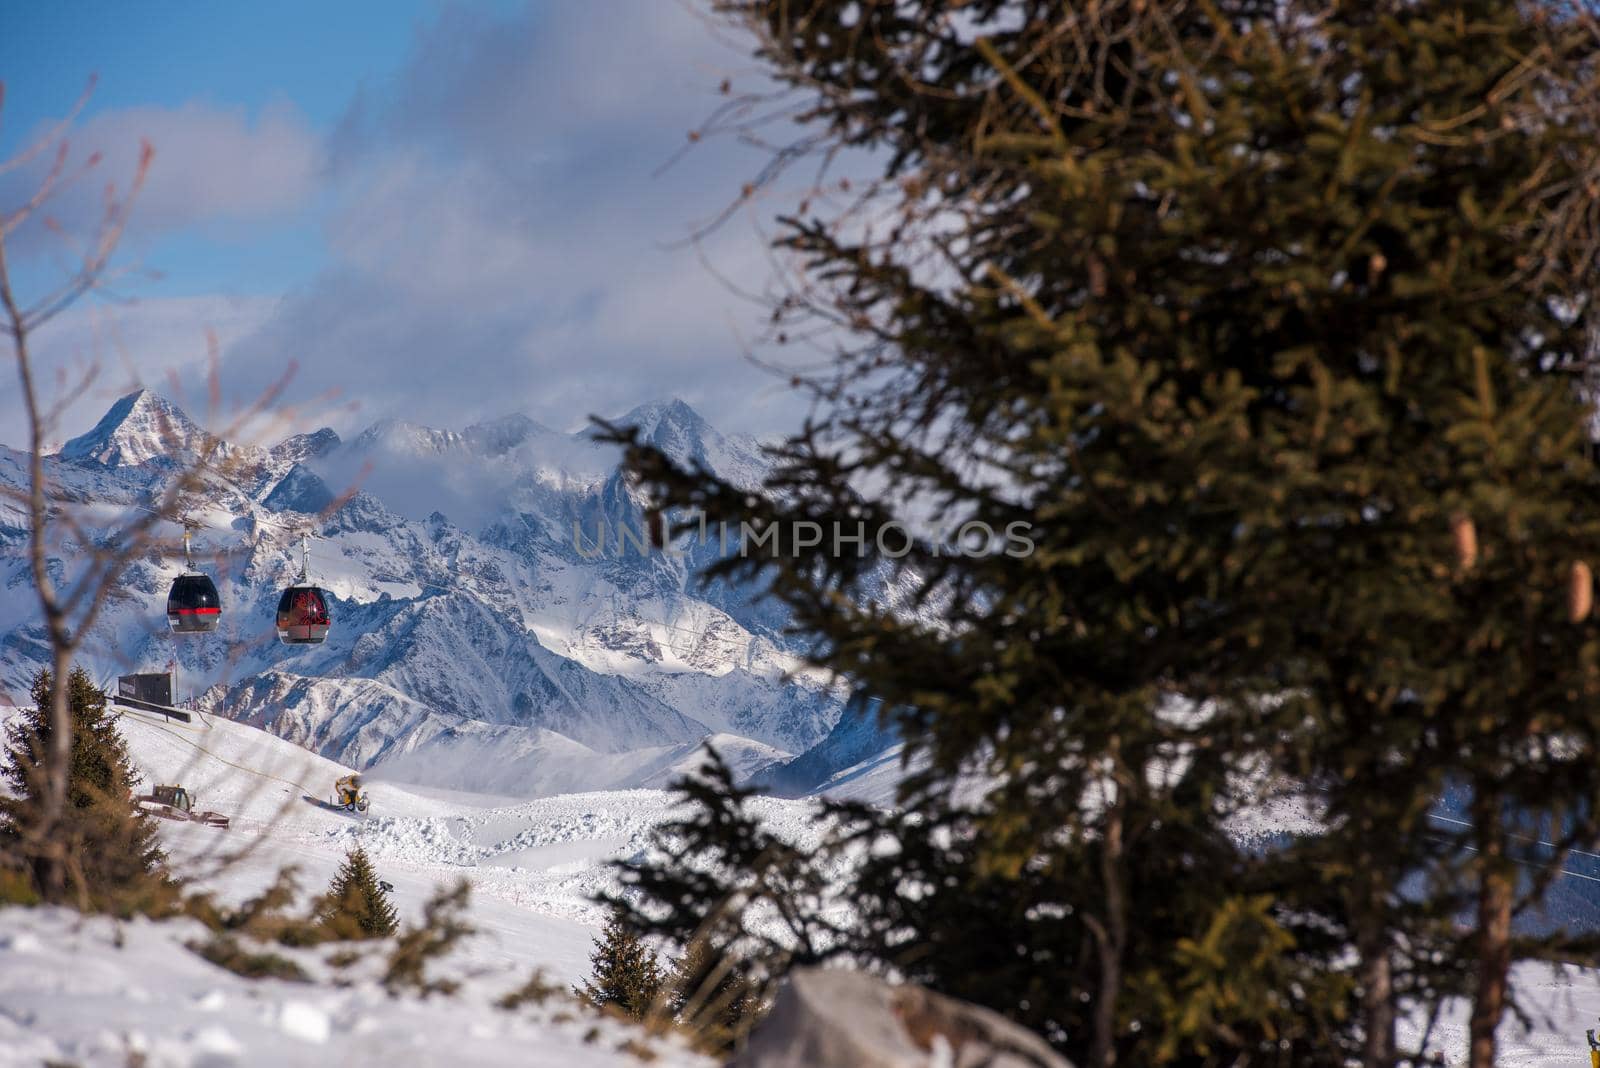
(733, 968, 1072, 1068)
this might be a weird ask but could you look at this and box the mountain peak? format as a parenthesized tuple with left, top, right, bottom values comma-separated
(612, 397, 743, 474)
(270, 427, 341, 466)
(462, 413, 550, 457)
(351, 418, 464, 456)
(617, 397, 707, 436)
(59, 389, 210, 468)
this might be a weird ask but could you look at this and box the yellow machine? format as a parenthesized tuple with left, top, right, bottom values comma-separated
(333, 773, 370, 814)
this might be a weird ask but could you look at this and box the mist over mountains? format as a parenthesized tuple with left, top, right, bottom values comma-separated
(0, 389, 896, 799)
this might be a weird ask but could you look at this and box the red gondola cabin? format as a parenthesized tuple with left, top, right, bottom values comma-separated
(276, 585, 331, 644)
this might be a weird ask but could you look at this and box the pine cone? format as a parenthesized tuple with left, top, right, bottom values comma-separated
(1451, 514, 1478, 572)
(1571, 560, 1593, 623)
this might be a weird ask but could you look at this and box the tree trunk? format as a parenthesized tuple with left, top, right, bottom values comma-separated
(34, 645, 74, 902)
(1468, 804, 1514, 1068)
(1356, 901, 1396, 1068)
(1089, 786, 1128, 1068)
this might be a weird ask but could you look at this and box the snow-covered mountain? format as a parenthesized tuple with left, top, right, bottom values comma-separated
(57, 388, 224, 469)
(0, 389, 886, 797)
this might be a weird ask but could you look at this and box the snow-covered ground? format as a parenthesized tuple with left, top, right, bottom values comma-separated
(1401, 965, 1600, 1065)
(98, 704, 826, 982)
(6, 702, 1600, 1065)
(0, 907, 711, 1068)
(0, 702, 820, 1066)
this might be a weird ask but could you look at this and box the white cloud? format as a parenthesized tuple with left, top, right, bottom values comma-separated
(83, 100, 320, 229)
(214, 0, 817, 439)
(3, 99, 321, 253)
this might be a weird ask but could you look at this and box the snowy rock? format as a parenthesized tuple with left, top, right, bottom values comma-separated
(350, 417, 466, 457)
(732, 968, 1073, 1068)
(263, 463, 336, 514)
(617, 398, 767, 484)
(270, 427, 342, 466)
(194, 989, 229, 1011)
(463, 414, 547, 457)
(761, 700, 900, 799)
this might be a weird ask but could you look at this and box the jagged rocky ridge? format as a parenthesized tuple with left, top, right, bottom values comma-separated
(0, 390, 893, 797)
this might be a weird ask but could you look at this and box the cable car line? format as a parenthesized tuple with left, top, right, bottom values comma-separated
(1430, 829, 1600, 887)
(112, 705, 320, 796)
(1426, 811, 1600, 866)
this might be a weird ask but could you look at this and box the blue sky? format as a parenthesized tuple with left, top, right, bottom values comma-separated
(0, 1, 439, 294)
(0, 1, 811, 446)
(0, 1, 437, 129)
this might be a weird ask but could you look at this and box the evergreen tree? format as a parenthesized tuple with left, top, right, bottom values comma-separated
(0, 667, 167, 911)
(578, 914, 665, 1019)
(604, 3, 1600, 1066)
(318, 846, 399, 939)
(614, 750, 1357, 1063)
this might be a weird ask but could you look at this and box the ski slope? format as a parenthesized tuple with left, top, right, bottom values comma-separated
(0, 703, 750, 1066)
(96, 704, 826, 985)
(8, 703, 1600, 1064)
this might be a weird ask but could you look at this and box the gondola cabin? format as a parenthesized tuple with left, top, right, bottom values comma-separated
(276, 585, 331, 644)
(167, 573, 221, 634)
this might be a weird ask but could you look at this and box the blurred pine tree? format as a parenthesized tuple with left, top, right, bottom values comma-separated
(604, 3, 1600, 1066)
